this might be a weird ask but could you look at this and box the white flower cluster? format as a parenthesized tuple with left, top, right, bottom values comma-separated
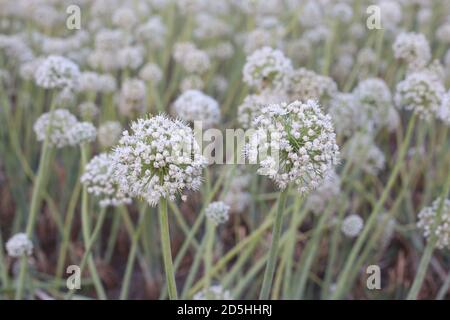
(223, 169, 252, 214)
(98, 121, 123, 148)
(417, 198, 450, 250)
(205, 201, 230, 225)
(118, 78, 146, 116)
(77, 72, 116, 93)
(305, 171, 341, 215)
(6, 233, 33, 257)
(111, 115, 208, 206)
(287, 68, 337, 104)
(173, 42, 210, 74)
(193, 285, 233, 300)
(437, 90, 450, 126)
(34, 55, 80, 90)
(172, 90, 220, 129)
(34, 109, 97, 148)
(393, 32, 431, 71)
(237, 91, 287, 129)
(139, 63, 163, 84)
(247, 100, 340, 193)
(343, 133, 386, 175)
(81, 153, 132, 207)
(180, 75, 205, 92)
(341, 214, 364, 238)
(243, 46, 293, 91)
(395, 69, 445, 120)
(328, 93, 368, 137)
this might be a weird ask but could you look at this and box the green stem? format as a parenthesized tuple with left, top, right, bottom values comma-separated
(159, 199, 178, 300)
(259, 188, 289, 300)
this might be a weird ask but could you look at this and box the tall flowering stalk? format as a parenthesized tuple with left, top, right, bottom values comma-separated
(247, 100, 339, 299)
(112, 114, 207, 299)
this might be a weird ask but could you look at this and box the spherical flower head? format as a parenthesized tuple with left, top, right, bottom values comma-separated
(81, 153, 132, 207)
(172, 90, 220, 129)
(342, 133, 386, 175)
(139, 63, 163, 83)
(205, 201, 230, 225)
(98, 121, 122, 148)
(243, 46, 293, 91)
(378, 0, 402, 30)
(417, 198, 450, 249)
(67, 122, 97, 146)
(329, 93, 369, 137)
(393, 32, 431, 71)
(247, 100, 340, 194)
(305, 171, 341, 215)
(111, 115, 208, 206)
(395, 70, 445, 120)
(436, 24, 450, 44)
(118, 46, 144, 70)
(237, 91, 287, 129)
(193, 285, 233, 300)
(353, 78, 392, 130)
(180, 75, 205, 92)
(112, 7, 138, 29)
(287, 68, 337, 104)
(437, 90, 450, 126)
(33, 109, 78, 148)
(34, 55, 80, 90)
(6, 233, 33, 257)
(119, 78, 146, 116)
(341, 214, 364, 238)
(79, 101, 99, 119)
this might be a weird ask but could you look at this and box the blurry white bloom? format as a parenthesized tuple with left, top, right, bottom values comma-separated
(247, 100, 340, 193)
(286, 38, 312, 64)
(243, 47, 293, 91)
(212, 76, 228, 95)
(377, 213, 396, 250)
(112, 7, 137, 29)
(395, 70, 445, 120)
(35, 55, 80, 90)
(379, 0, 402, 30)
(95, 29, 126, 51)
(118, 46, 144, 70)
(305, 171, 341, 215)
(287, 68, 337, 104)
(98, 74, 117, 93)
(6, 233, 33, 257)
(79, 102, 99, 119)
(139, 63, 163, 84)
(67, 122, 97, 146)
(193, 285, 233, 300)
(343, 134, 386, 175)
(205, 201, 230, 225)
(119, 78, 146, 116)
(33, 109, 78, 148)
(81, 153, 132, 207)
(194, 13, 231, 40)
(173, 42, 210, 74)
(111, 115, 207, 206)
(207, 42, 234, 60)
(417, 198, 450, 249)
(329, 93, 368, 137)
(237, 91, 287, 129)
(98, 121, 122, 148)
(393, 32, 431, 71)
(172, 90, 220, 128)
(19, 57, 44, 81)
(436, 24, 450, 44)
(223, 171, 252, 214)
(438, 91, 450, 125)
(180, 75, 205, 92)
(299, 1, 324, 28)
(331, 2, 353, 23)
(136, 16, 166, 48)
(341, 214, 364, 238)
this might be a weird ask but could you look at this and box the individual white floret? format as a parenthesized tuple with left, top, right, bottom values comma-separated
(341, 214, 364, 238)
(6, 233, 33, 257)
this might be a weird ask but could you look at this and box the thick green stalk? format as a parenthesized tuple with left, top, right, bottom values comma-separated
(159, 199, 178, 300)
(259, 188, 289, 300)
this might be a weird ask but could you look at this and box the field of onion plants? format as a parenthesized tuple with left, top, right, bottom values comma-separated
(1, 0, 450, 300)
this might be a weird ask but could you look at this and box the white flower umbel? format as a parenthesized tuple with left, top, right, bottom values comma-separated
(287, 68, 337, 104)
(98, 121, 122, 148)
(81, 153, 132, 207)
(33, 109, 78, 148)
(34, 55, 80, 90)
(67, 122, 97, 146)
(328, 93, 368, 137)
(341, 214, 364, 238)
(243, 46, 293, 91)
(395, 69, 445, 120)
(205, 201, 230, 225)
(112, 114, 207, 206)
(393, 32, 431, 71)
(139, 63, 163, 83)
(172, 90, 220, 129)
(417, 198, 450, 250)
(193, 285, 233, 300)
(118, 78, 146, 116)
(247, 100, 340, 194)
(6, 233, 33, 257)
